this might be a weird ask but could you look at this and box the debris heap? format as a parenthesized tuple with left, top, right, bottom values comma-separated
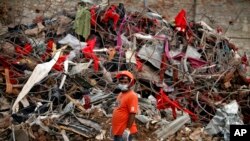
(0, 1, 249, 141)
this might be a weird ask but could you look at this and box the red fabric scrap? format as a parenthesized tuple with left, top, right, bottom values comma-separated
(0, 56, 10, 68)
(41, 39, 54, 61)
(172, 52, 185, 61)
(172, 53, 207, 68)
(0, 57, 23, 84)
(135, 54, 143, 71)
(15, 43, 32, 55)
(53, 55, 67, 71)
(90, 6, 97, 27)
(47, 39, 54, 52)
(82, 37, 99, 72)
(102, 5, 120, 30)
(188, 57, 207, 68)
(83, 95, 91, 109)
(175, 9, 187, 32)
(156, 89, 197, 121)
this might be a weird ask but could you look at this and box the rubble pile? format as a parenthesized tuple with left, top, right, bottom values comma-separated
(0, 1, 249, 141)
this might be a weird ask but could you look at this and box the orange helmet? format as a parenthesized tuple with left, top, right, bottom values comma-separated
(116, 71, 135, 86)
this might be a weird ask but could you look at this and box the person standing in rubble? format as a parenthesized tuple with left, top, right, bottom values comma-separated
(112, 71, 138, 141)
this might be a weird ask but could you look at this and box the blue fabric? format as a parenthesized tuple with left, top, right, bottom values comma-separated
(114, 135, 133, 141)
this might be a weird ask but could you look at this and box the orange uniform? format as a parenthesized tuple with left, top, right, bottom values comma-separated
(112, 90, 138, 135)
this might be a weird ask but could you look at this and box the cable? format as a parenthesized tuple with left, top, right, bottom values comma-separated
(196, 91, 215, 117)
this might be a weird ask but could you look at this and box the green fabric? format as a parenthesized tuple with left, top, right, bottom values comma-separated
(74, 7, 91, 39)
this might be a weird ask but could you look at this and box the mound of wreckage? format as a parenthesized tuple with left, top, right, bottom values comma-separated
(0, 1, 250, 141)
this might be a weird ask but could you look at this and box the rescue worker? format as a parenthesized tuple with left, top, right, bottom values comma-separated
(112, 71, 138, 141)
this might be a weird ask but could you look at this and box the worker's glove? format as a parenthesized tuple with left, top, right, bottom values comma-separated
(122, 128, 130, 141)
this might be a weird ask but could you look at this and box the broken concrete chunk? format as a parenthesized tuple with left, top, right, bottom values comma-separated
(154, 114, 191, 140)
(136, 115, 151, 124)
(24, 22, 45, 36)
